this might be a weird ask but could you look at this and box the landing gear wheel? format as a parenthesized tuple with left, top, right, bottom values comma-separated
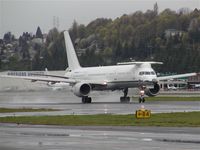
(139, 97, 145, 103)
(120, 88, 130, 103)
(82, 96, 92, 103)
(142, 98, 145, 103)
(120, 96, 130, 103)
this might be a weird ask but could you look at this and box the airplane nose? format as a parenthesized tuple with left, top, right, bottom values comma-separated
(143, 76, 157, 82)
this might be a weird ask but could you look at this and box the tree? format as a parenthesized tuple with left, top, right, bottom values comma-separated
(36, 26, 43, 38)
(113, 40, 122, 62)
(0, 59, 1, 69)
(46, 28, 59, 46)
(78, 24, 86, 38)
(70, 20, 79, 42)
(3, 32, 15, 43)
(188, 18, 200, 43)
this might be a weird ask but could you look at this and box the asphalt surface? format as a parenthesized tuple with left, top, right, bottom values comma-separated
(0, 90, 200, 117)
(0, 90, 200, 150)
(0, 123, 200, 150)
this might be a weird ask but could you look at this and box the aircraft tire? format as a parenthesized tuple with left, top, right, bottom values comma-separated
(142, 98, 145, 103)
(139, 97, 142, 103)
(139, 97, 145, 103)
(120, 97, 130, 103)
(88, 97, 92, 103)
(82, 97, 92, 103)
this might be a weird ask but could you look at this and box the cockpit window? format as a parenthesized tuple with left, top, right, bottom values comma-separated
(139, 71, 155, 75)
(139, 72, 144, 75)
(145, 72, 150, 75)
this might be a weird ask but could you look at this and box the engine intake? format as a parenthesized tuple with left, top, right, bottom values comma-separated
(145, 83, 160, 96)
(73, 82, 91, 97)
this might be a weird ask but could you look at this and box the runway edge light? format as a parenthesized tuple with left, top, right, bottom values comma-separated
(135, 105, 151, 119)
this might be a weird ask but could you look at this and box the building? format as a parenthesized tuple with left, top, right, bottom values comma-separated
(165, 29, 183, 38)
(188, 73, 200, 89)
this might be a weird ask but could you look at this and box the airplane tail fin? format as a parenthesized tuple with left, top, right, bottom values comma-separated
(64, 31, 81, 70)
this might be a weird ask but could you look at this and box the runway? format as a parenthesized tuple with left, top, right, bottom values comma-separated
(0, 90, 200, 117)
(0, 90, 200, 150)
(0, 123, 200, 150)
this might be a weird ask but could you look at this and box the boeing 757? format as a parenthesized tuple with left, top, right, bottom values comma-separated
(1, 31, 197, 103)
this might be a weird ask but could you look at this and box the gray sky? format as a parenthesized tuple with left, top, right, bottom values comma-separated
(0, 0, 199, 38)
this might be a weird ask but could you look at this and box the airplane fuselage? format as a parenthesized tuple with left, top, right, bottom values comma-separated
(65, 63, 157, 90)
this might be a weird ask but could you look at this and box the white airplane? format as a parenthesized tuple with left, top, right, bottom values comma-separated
(1, 31, 197, 103)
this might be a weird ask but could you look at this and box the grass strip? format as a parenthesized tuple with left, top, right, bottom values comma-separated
(133, 96, 200, 101)
(0, 112, 200, 127)
(0, 108, 58, 113)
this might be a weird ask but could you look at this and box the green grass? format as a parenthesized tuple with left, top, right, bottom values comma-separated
(0, 108, 58, 113)
(0, 112, 200, 127)
(133, 96, 200, 101)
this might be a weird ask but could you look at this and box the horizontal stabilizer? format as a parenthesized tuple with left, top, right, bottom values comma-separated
(117, 61, 163, 65)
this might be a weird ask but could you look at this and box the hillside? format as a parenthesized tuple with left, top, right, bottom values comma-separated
(0, 7, 200, 73)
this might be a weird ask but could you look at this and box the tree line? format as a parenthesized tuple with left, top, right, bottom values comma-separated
(1, 5, 200, 74)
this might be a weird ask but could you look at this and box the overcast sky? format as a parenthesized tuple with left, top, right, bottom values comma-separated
(0, 0, 199, 38)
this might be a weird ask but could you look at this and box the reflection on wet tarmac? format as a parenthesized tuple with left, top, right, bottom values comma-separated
(0, 90, 200, 117)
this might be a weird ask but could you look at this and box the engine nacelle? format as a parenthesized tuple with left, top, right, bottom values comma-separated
(144, 83, 160, 96)
(72, 82, 91, 97)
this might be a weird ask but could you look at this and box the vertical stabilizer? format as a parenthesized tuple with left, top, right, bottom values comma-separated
(64, 31, 81, 70)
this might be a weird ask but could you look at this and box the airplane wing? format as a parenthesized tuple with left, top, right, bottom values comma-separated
(30, 73, 69, 79)
(157, 73, 197, 81)
(0, 75, 76, 84)
(0, 75, 108, 87)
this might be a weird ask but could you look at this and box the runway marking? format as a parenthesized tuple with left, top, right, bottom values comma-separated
(118, 137, 138, 141)
(141, 138, 153, 142)
(69, 134, 82, 137)
(140, 133, 146, 135)
(160, 139, 200, 144)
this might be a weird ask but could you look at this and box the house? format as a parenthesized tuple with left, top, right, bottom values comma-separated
(165, 29, 183, 38)
(188, 73, 200, 89)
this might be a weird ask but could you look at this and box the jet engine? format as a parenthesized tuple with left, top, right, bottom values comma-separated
(144, 83, 160, 96)
(72, 82, 91, 97)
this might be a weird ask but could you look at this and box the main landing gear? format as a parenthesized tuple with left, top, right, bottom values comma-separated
(120, 88, 130, 103)
(82, 96, 92, 103)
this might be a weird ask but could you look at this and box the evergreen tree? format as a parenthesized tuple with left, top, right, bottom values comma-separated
(36, 26, 43, 38)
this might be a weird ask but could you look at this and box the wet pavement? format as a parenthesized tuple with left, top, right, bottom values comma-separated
(0, 124, 200, 150)
(0, 90, 200, 117)
(0, 90, 200, 150)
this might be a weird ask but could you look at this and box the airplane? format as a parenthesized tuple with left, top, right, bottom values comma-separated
(0, 31, 197, 103)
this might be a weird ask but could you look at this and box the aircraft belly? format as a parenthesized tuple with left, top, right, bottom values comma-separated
(94, 80, 154, 91)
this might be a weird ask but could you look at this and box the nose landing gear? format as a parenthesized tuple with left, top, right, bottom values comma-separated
(139, 89, 145, 103)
